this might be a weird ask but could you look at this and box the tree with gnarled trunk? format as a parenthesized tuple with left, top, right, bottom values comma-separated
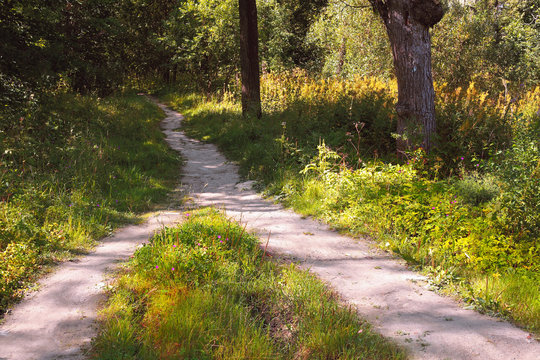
(239, 0, 262, 118)
(368, 0, 445, 152)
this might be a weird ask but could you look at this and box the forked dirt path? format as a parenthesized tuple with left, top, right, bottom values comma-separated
(156, 100, 538, 360)
(0, 98, 537, 360)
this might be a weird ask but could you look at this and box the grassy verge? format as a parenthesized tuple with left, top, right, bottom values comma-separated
(91, 208, 405, 359)
(0, 92, 180, 314)
(157, 79, 539, 335)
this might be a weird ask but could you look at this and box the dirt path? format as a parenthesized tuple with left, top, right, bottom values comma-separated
(0, 98, 537, 360)
(0, 213, 180, 360)
(157, 100, 538, 360)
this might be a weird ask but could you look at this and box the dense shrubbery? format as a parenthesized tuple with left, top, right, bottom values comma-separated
(160, 72, 539, 332)
(0, 93, 180, 313)
(92, 208, 405, 359)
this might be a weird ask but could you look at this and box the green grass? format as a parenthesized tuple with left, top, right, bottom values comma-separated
(0, 92, 180, 314)
(91, 208, 406, 359)
(157, 88, 539, 335)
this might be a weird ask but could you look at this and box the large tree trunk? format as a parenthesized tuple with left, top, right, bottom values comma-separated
(369, 0, 444, 152)
(238, 0, 262, 118)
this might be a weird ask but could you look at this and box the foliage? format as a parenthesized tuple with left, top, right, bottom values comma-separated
(259, 0, 329, 70)
(305, 0, 539, 94)
(160, 0, 240, 94)
(0, 93, 180, 313)
(307, 0, 393, 79)
(0, 0, 133, 97)
(4, 0, 537, 105)
(115, 0, 179, 83)
(433, 82, 514, 170)
(432, 0, 540, 93)
(290, 144, 539, 331)
(159, 72, 396, 183)
(492, 108, 540, 240)
(153, 0, 330, 92)
(160, 73, 539, 332)
(92, 208, 405, 359)
(164, 70, 537, 176)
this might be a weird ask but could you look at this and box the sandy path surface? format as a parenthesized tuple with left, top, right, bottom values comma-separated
(156, 100, 538, 360)
(0, 213, 180, 360)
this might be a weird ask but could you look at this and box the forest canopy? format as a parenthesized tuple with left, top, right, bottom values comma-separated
(1, 0, 538, 100)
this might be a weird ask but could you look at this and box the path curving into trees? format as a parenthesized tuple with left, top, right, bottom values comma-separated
(0, 98, 537, 360)
(157, 99, 539, 360)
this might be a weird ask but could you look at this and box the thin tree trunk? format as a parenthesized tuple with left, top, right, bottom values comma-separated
(239, 0, 262, 118)
(336, 37, 347, 76)
(369, 0, 444, 152)
(172, 63, 177, 84)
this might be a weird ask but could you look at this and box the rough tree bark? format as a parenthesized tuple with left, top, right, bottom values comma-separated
(369, 0, 445, 152)
(238, 0, 262, 118)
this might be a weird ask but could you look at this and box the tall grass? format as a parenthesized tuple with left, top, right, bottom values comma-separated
(158, 73, 539, 334)
(0, 92, 180, 314)
(92, 208, 406, 359)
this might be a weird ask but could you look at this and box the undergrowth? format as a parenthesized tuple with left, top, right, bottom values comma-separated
(91, 208, 405, 359)
(158, 73, 539, 334)
(0, 92, 180, 314)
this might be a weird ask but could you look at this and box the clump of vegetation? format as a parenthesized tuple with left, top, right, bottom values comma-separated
(159, 74, 539, 333)
(454, 175, 500, 206)
(92, 208, 405, 359)
(0, 93, 180, 314)
(159, 71, 397, 183)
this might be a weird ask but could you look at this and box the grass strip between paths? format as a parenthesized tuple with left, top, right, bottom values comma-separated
(91, 208, 406, 360)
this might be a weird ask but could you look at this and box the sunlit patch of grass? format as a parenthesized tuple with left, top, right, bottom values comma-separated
(92, 208, 406, 359)
(158, 83, 538, 334)
(0, 92, 180, 314)
(465, 272, 540, 332)
(287, 148, 539, 333)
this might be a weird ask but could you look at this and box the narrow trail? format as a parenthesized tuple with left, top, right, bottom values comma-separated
(157, 100, 539, 360)
(0, 98, 537, 360)
(0, 214, 180, 360)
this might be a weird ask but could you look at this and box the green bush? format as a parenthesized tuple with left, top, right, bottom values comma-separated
(454, 175, 500, 206)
